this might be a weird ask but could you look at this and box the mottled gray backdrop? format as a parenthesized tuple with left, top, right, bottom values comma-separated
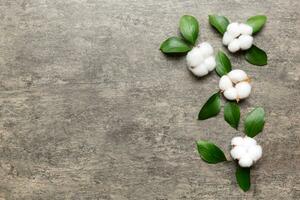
(0, 0, 299, 199)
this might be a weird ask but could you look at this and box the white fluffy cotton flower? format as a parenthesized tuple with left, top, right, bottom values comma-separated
(219, 69, 251, 101)
(186, 42, 216, 77)
(222, 22, 254, 53)
(230, 136, 262, 167)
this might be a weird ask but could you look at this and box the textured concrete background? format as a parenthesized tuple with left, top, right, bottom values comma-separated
(0, 0, 299, 199)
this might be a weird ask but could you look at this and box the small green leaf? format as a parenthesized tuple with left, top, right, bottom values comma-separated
(224, 102, 240, 129)
(198, 92, 221, 120)
(208, 15, 230, 35)
(180, 15, 199, 45)
(246, 15, 267, 34)
(236, 165, 251, 192)
(245, 45, 268, 66)
(244, 107, 265, 137)
(160, 37, 191, 54)
(215, 51, 232, 76)
(196, 140, 227, 164)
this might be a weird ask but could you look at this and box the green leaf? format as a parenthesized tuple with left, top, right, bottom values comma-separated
(198, 92, 221, 120)
(236, 165, 251, 192)
(224, 102, 240, 129)
(244, 107, 265, 137)
(245, 45, 268, 66)
(160, 37, 191, 54)
(208, 15, 230, 35)
(179, 15, 199, 45)
(196, 140, 227, 164)
(246, 15, 267, 34)
(215, 51, 232, 76)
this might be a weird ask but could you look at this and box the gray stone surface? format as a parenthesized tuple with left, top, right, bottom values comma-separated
(0, 0, 299, 199)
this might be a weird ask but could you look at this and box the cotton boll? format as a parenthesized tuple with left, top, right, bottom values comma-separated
(227, 22, 241, 37)
(228, 69, 248, 83)
(204, 56, 216, 71)
(238, 156, 253, 167)
(236, 82, 251, 99)
(239, 23, 253, 35)
(248, 145, 262, 162)
(239, 35, 253, 50)
(243, 136, 257, 147)
(231, 136, 244, 146)
(223, 87, 238, 100)
(187, 42, 215, 77)
(230, 136, 262, 167)
(225, 23, 253, 53)
(230, 146, 247, 160)
(228, 39, 240, 53)
(222, 32, 235, 46)
(186, 47, 204, 68)
(190, 64, 209, 77)
(219, 75, 233, 91)
(198, 42, 213, 58)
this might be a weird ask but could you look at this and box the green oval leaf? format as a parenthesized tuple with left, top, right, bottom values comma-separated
(246, 15, 267, 34)
(196, 140, 227, 164)
(244, 107, 265, 137)
(198, 92, 221, 120)
(215, 51, 232, 76)
(245, 45, 268, 66)
(180, 15, 199, 45)
(208, 15, 230, 35)
(224, 102, 240, 129)
(160, 37, 191, 54)
(236, 165, 251, 192)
